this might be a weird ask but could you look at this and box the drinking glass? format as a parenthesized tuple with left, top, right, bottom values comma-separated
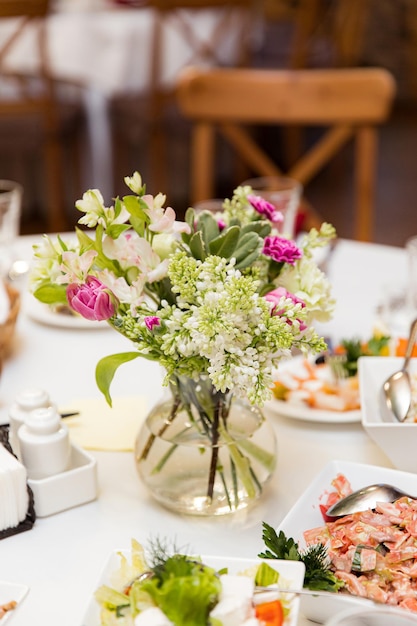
(241, 176, 302, 238)
(0, 180, 23, 278)
(406, 235, 417, 313)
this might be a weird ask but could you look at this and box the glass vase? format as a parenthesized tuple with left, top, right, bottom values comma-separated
(134, 374, 277, 516)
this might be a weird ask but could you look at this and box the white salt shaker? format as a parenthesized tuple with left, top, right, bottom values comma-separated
(18, 406, 71, 480)
(8, 388, 51, 458)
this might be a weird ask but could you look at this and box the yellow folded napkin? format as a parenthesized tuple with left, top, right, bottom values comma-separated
(62, 396, 148, 451)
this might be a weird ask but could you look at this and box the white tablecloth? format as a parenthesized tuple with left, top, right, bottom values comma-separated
(0, 236, 406, 625)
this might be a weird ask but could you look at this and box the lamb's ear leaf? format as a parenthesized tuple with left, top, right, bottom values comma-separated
(95, 352, 140, 406)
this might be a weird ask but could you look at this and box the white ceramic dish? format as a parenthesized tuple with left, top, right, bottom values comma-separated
(264, 356, 361, 424)
(82, 552, 305, 626)
(359, 356, 417, 472)
(324, 605, 417, 626)
(0, 581, 29, 622)
(24, 294, 110, 330)
(278, 459, 417, 623)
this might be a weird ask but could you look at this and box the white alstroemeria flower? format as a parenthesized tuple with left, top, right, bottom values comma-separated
(100, 271, 147, 313)
(142, 194, 190, 235)
(76, 189, 106, 227)
(56, 249, 97, 284)
(32, 234, 62, 260)
(124, 171, 143, 195)
(102, 232, 168, 282)
(103, 232, 145, 271)
(76, 189, 129, 228)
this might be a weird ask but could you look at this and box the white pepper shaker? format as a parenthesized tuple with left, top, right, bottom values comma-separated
(18, 406, 71, 480)
(8, 388, 51, 459)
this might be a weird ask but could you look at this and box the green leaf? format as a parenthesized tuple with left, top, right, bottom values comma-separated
(75, 227, 96, 251)
(106, 223, 131, 239)
(96, 352, 140, 406)
(32, 284, 68, 305)
(197, 212, 220, 249)
(234, 248, 262, 270)
(208, 225, 240, 258)
(189, 231, 206, 260)
(241, 220, 271, 238)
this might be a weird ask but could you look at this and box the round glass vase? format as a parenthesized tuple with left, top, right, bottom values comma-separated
(134, 374, 277, 516)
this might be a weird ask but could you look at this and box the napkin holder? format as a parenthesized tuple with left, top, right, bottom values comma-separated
(0, 427, 35, 539)
(27, 443, 98, 517)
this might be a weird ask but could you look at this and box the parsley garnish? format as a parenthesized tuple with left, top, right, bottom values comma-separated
(258, 522, 344, 592)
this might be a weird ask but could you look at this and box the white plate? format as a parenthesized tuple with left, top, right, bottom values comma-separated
(0, 581, 29, 622)
(264, 356, 361, 424)
(24, 294, 110, 330)
(278, 459, 417, 623)
(82, 552, 305, 626)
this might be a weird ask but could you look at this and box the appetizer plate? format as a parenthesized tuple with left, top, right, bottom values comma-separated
(278, 459, 417, 623)
(82, 552, 305, 626)
(24, 294, 110, 330)
(264, 356, 361, 424)
(0, 581, 29, 623)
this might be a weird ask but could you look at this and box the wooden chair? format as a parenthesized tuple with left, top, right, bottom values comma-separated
(111, 0, 254, 197)
(176, 66, 396, 241)
(0, 0, 80, 232)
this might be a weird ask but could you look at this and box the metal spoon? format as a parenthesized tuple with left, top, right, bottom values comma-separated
(325, 483, 415, 519)
(382, 317, 417, 422)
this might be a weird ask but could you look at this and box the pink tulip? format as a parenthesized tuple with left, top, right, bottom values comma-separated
(66, 276, 115, 321)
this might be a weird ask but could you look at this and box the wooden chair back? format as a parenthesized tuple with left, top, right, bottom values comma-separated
(0, 0, 68, 231)
(176, 66, 396, 241)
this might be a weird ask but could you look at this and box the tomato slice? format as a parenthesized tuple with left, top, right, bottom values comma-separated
(255, 599, 284, 626)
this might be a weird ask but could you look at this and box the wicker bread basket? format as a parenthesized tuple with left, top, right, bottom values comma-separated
(0, 282, 20, 358)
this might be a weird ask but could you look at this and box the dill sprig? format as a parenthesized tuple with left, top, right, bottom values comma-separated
(258, 522, 344, 592)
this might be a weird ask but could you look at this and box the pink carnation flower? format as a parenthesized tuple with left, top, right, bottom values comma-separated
(262, 236, 302, 264)
(66, 276, 115, 321)
(247, 194, 283, 224)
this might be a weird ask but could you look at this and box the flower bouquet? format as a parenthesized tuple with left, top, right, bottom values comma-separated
(30, 172, 336, 514)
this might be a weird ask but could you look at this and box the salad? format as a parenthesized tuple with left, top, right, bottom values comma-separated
(303, 474, 417, 612)
(93, 540, 297, 626)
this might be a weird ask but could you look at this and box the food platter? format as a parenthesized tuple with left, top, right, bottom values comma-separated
(278, 460, 417, 623)
(264, 356, 361, 424)
(82, 552, 305, 626)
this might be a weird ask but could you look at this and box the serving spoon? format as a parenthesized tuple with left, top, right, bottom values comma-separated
(325, 483, 416, 519)
(382, 317, 417, 422)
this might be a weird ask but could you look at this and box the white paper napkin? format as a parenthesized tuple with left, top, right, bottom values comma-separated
(63, 396, 148, 451)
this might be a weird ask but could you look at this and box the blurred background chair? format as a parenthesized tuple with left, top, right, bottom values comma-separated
(0, 0, 84, 232)
(176, 66, 396, 241)
(111, 0, 256, 202)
